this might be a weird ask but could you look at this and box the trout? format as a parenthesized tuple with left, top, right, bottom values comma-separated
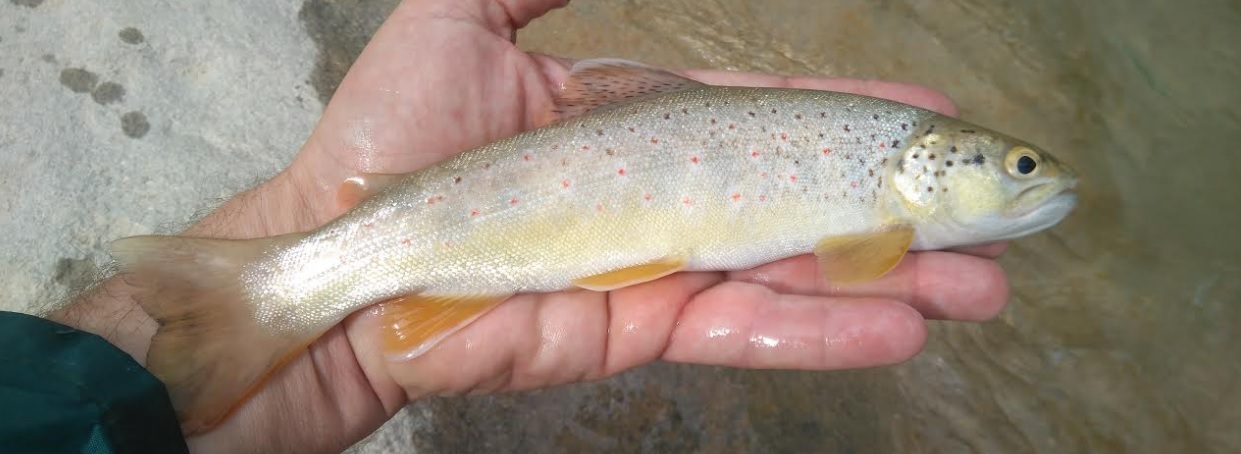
(109, 59, 1078, 433)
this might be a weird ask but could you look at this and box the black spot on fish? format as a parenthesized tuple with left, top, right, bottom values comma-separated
(843, 124, 851, 132)
(454, 176, 462, 184)
(820, 112, 827, 118)
(901, 123, 908, 131)
(596, 129, 604, 136)
(664, 113, 671, 120)
(818, 133, 825, 139)
(946, 160, 954, 167)
(970, 154, 985, 165)
(748, 111, 756, 117)
(912, 153, 919, 159)
(872, 114, 879, 120)
(950, 146, 958, 153)
(929, 154, 936, 160)
(682, 108, 688, 114)
(795, 114, 802, 120)
(794, 160, 800, 165)
(771, 109, 778, 114)
(961, 129, 976, 134)
(891, 139, 900, 148)
(704, 102, 712, 107)
(927, 186, 934, 192)
(896, 158, 906, 173)
(924, 125, 936, 136)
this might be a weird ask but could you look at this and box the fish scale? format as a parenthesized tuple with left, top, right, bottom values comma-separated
(107, 58, 1078, 434)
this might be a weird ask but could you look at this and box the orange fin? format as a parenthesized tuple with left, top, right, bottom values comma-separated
(379, 294, 511, 361)
(108, 232, 312, 435)
(554, 58, 706, 120)
(572, 256, 688, 292)
(813, 227, 914, 285)
(337, 173, 411, 212)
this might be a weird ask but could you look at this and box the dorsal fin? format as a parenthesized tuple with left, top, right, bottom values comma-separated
(553, 58, 707, 120)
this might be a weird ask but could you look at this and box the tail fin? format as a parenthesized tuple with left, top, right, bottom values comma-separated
(109, 233, 308, 435)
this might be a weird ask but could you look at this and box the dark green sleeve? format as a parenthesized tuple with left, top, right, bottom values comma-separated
(0, 311, 188, 454)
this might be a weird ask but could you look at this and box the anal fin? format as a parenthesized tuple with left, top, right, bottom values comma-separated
(814, 227, 915, 284)
(379, 294, 511, 361)
(572, 256, 688, 292)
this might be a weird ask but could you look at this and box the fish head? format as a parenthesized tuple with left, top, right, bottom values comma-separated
(890, 120, 1078, 249)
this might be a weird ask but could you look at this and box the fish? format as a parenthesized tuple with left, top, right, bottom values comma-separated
(108, 58, 1078, 434)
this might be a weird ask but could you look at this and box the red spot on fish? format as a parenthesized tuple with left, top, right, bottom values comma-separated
(790, 175, 798, 183)
(363, 222, 373, 229)
(879, 142, 887, 150)
(651, 137, 659, 144)
(596, 203, 603, 212)
(761, 172, 768, 178)
(850, 181, 859, 188)
(728, 124, 736, 130)
(822, 147, 832, 155)
(732, 192, 742, 202)
(470, 208, 480, 217)
(436, 195, 444, 201)
(562, 179, 571, 188)
(618, 168, 627, 176)
(426, 197, 436, 205)
(751, 150, 761, 158)
(523, 154, 531, 161)
(509, 197, 519, 206)
(682, 196, 693, 206)
(442, 241, 454, 248)
(690, 156, 700, 164)
(401, 238, 412, 246)
(551, 144, 560, 150)
(582, 145, 591, 150)
(644, 193, 652, 201)
(780, 133, 788, 141)
(759, 195, 768, 202)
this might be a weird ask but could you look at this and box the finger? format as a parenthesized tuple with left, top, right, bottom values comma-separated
(409, 0, 571, 39)
(728, 250, 1010, 321)
(662, 281, 928, 370)
(529, 54, 959, 117)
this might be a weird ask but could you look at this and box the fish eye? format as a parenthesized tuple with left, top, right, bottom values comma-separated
(1005, 147, 1040, 178)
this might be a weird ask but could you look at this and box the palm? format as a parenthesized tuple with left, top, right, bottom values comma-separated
(188, 1, 1009, 453)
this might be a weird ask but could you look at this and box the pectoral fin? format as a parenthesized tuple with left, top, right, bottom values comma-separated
(814, 227, 915, 284)
(337, 173, 412, 213)
(572, 256, 688, 291)
(378, 293, 511, 361)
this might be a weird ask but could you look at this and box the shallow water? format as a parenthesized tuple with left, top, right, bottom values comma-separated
(376, 1, 1240, 452)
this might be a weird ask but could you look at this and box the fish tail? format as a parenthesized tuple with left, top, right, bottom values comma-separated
(108, 233, 307, 435)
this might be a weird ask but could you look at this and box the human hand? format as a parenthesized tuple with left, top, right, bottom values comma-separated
(56, 1, 1009, 453)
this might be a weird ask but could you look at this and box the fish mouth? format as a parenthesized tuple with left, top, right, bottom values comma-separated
(1008, 182, 1078, 226)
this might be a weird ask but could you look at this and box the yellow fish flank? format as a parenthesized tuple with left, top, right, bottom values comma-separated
(109, 59, 1078, 433)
